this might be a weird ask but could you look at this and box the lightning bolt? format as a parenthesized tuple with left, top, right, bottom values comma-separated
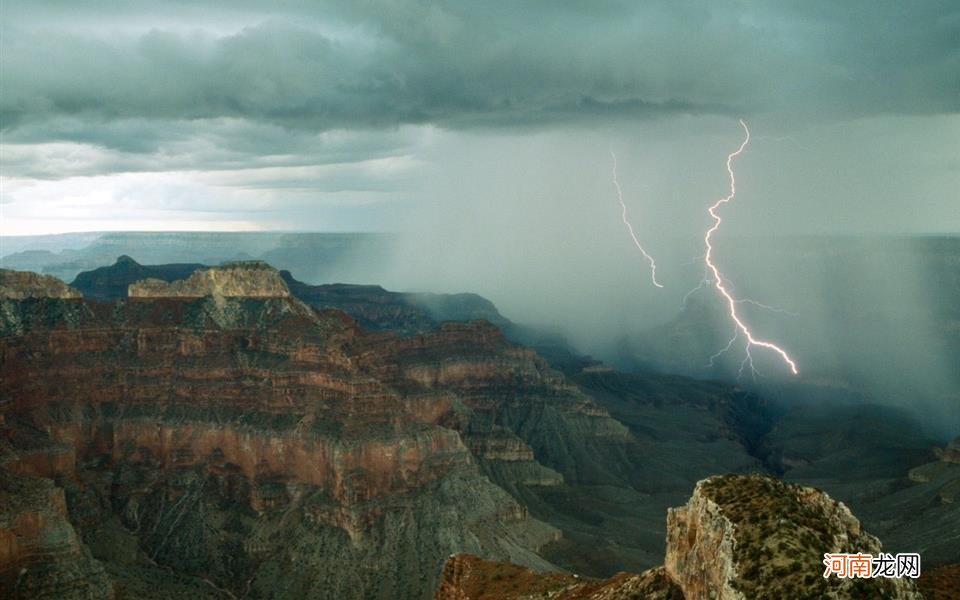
(703, 120, 799, 376)
(611, 150, 664, 288)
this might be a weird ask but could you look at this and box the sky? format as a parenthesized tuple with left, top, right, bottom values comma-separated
(1, 0, 957, 236)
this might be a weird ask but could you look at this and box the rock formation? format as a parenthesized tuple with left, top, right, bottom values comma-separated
(0, 269, 82, 299)
(71, 256, 593, 371)
(1, 263, 632, 598)
(71, 255, 203, 301)
(3, 262, 944, 599)
(665, 474, 922, 599)
(437, 474, 926, 600)
(68, 257, 505, 335)
(127, 261, 290, 298)
(0, 468, 113, 599)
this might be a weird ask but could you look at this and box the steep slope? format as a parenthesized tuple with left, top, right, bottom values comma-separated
(524, 371, 763, 576)
(13, 261, 953, 594)
(0, 264, 564, 599)
(0, 468, 113, 600)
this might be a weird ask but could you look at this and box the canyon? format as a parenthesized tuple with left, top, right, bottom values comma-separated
(0, 262, 624, 598)
(1, 259, 957, 598)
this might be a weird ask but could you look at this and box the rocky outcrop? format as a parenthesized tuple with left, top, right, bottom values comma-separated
(665, 474, 922, 599)
(0, 470, 112, 599)
(664, 481, 739, 600)
(434, 553, 682, 600)
(71, 255, 203, 301)
(438, 474, 929, 600)
(128, 261, 290, 298)
(0, 269, 81, 299)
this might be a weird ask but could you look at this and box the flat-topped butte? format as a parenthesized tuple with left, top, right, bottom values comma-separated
(128, 260, 291, 298)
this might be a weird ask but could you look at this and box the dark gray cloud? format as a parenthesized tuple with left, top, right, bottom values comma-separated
(3, 1, 957, 145)
(1, 1, 957, 238)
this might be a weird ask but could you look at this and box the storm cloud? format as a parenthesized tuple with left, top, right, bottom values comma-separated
(0, 1, 957, 234)
(4, 1, 958, 141)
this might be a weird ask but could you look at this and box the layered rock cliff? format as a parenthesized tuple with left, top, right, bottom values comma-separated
(0, 468, 112, 600)
(2, 263, 635, 598)
(7, 263, 938, 599)
(0, 269, 82, 300)
(63, 259, 775, 579)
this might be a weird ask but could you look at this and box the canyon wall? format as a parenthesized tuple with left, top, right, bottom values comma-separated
(1, 265, 611, 598)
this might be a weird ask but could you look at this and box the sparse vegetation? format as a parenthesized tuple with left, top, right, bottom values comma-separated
(702, 474, 908, 600)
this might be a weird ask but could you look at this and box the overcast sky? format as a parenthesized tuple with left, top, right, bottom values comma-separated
(1, 0, 958, 235)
